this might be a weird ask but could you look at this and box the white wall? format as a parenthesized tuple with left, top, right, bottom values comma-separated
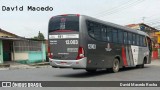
(14, 52, 28, 60)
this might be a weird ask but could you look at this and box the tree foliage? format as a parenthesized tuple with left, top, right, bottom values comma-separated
(33, 31, 45, 40)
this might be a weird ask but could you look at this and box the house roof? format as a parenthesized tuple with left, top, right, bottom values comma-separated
(0, 37, 25, 40)
(126, 23, 158, 32)
(0, 28, 19, 37)
(126, 24, 139, 27)
(139, 23, 158, 31)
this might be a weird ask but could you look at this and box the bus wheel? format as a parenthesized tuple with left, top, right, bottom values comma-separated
(86, 69, 96, 73)
(108, 58, 120, 73)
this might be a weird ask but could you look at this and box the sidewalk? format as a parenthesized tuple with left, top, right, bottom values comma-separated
(150, 59, 160, 66)
(0, 61, 51, 70)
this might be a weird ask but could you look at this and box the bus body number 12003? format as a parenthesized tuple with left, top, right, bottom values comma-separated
(65, 40, 78, 45)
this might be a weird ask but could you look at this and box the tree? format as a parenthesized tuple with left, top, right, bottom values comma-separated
(33, 31, 45, 40)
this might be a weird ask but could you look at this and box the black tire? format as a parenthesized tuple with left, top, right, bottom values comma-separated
(86, 69, 96, 73)
(107, 58, 120, 73)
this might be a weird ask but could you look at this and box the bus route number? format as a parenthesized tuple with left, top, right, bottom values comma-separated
(88, 44, 96, 49)
(65, 40, 78, 45)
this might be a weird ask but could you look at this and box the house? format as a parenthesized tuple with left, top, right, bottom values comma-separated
(0, 28, 46, 64)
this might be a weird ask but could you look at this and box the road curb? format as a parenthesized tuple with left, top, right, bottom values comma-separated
(29, 62, 50, 66)
(0, 64, 10, 68)
(0, 62, 51, 71)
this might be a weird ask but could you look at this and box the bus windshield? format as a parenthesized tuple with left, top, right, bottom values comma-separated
(49, 16, 79, 32)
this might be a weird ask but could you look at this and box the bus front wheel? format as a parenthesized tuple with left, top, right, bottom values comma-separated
(107, 58, 120, 73)
(136, 60, 145, 68)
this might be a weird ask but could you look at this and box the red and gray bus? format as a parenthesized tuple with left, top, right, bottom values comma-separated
(48, 14, 152, 73)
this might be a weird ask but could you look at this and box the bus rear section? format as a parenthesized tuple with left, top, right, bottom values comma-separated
(48, 14, 87, 69)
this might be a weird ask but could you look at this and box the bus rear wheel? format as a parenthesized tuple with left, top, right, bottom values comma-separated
(107, 58, 120, 73)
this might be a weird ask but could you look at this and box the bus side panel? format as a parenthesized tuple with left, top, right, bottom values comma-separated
(131, 45, 149, 65)
(86, 39, 123, 69)
(124, 45, 135, 66)
(121, 45, 136, 67)
(128, 46, 134, 66)
(138, 46, 149, 64)
(82, 17, 123, 69)
(86, 40, 112, 69)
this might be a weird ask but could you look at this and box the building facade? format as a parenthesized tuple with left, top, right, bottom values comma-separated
(0, 28, 46, 64)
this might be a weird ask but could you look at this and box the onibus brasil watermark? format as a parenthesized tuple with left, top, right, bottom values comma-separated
(1, 82, 42, 87)
(1, 81, 160, 87)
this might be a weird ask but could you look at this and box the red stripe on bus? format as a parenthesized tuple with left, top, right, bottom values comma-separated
(122, 46, 128, 66)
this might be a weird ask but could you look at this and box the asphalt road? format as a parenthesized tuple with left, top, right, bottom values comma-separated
(0, 60, 160, 90)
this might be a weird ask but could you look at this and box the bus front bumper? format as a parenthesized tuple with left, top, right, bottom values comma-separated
(49, 57, 87, 69)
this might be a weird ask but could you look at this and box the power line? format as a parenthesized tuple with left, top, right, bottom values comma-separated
(94, 0, 145, 18)
(144, 16, 160, 23)
(94, 0, 132, 16)
(145, 19, 160, 25)
(99, 0, 144, 17)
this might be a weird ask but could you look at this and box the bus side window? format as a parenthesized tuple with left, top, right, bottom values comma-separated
(87, 21, 94, 38)
(136, 34, 140, 46)
(118, 30, 123, 44)
(101, 26, 107, 41)
(128, 32, 132, 45)
(147, 37, 152, 51)
(124, 32, 128, 44)
(107, 27, 112, 42)
(112, 29, 118, 43)
(140, 36, 143, 46)
(143, 36, 147, 47)
(94, 24, 101, 40)
(132, 34, 136, 45)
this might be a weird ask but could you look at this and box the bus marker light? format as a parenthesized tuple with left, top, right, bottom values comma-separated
(61, 14, 68, 16)
(76, 14, 80, 16)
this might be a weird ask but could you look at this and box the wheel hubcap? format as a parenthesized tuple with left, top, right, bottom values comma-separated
(113, 60, 119, 71)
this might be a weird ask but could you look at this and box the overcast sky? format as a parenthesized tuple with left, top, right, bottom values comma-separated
(0, 0, 160, 38)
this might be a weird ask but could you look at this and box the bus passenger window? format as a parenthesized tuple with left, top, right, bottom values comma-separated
(132, 34, 136, 45)
(88, 23, 94, 38)
(144, 37, 147, 47)
(107, 27, 112, 42)
(101, 27, 107, 41)
(128, 32, 132, 45)
(118, 30, 123, 44)
(136, 35, 140, 46)
(94, 26, 101, 40)
(140, 36, 143, 46)
(124, 32, 128, 44)
(147, 37, 152, 51)
(112, 29, 118, 43)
